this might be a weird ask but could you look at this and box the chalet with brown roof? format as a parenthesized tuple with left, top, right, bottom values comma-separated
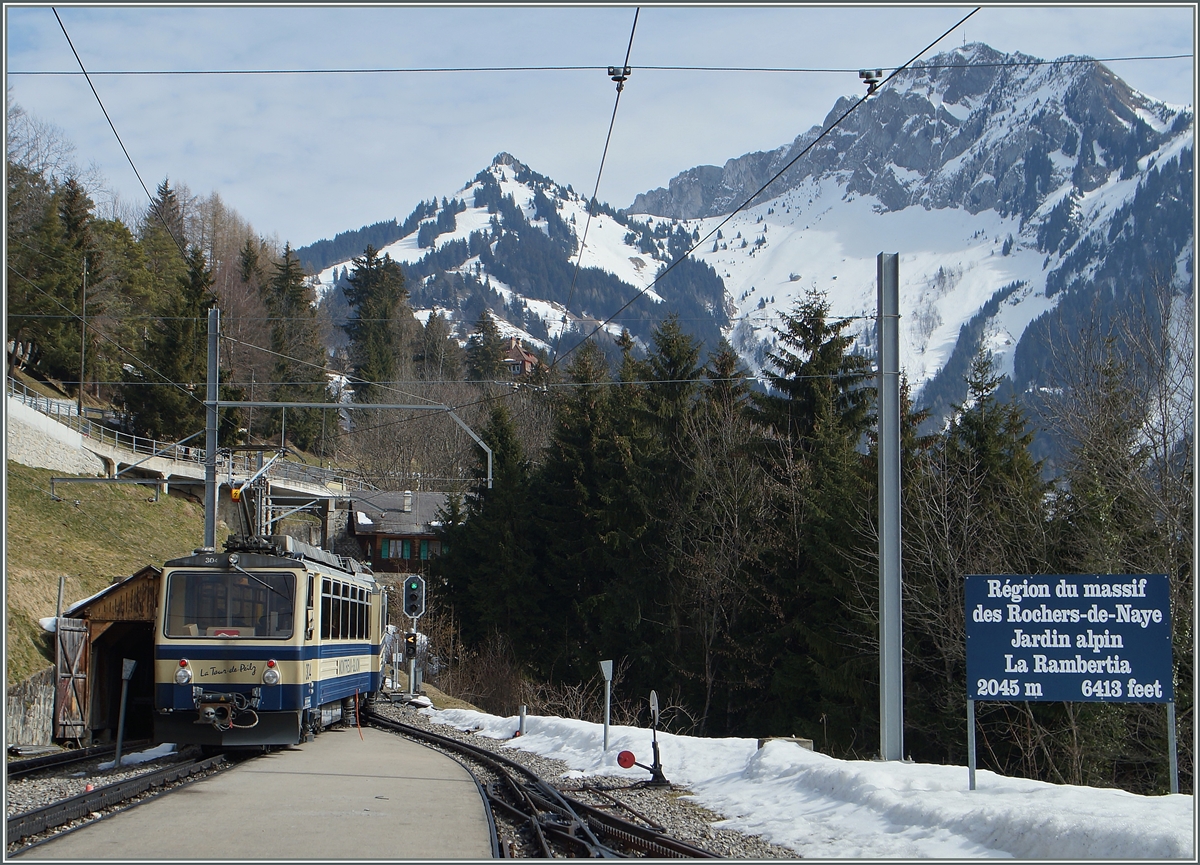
(503, 336, 539, 377)
(351, 490, 450, 574)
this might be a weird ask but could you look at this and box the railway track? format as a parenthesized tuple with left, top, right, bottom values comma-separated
(6, 753, 234, 851)
(6, 741, 152, 781)
(365, 707, 720, 858)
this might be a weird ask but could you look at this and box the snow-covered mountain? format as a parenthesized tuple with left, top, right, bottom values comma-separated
(304, 43, 1193, 422)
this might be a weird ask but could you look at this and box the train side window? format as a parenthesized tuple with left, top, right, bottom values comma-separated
(356, 587, 365, 639)
(331, 581, 343, 640)
(358, 588, 366, 639)
(321, 578, 332, 640)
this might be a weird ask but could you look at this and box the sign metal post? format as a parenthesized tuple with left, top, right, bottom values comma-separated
(966, 699, 976, 790)
(599, 659, 613, 751)
(1168, 700, 1179, 794)
(113, 658, 137, 770)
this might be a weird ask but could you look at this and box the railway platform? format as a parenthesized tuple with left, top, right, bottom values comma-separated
(15, 724, 494, 860)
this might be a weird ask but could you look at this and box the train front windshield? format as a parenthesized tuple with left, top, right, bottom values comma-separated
(163, 570, 296, 638)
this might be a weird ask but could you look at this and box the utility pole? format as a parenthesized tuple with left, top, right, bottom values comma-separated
(204, 308, 220, 549)
(77, 254, 87, 416)
(877, 252, 903, 761)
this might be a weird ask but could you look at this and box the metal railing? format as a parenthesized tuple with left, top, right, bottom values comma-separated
(8, 377, 378, 494)
(6, 377, 116, 422)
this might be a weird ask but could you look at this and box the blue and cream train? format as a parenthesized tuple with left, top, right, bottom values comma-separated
(154, 536, 386, 747)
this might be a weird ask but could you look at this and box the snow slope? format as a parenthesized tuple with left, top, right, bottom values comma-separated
(424, 706, 1194, 859)
(681, 175, 1055, 385)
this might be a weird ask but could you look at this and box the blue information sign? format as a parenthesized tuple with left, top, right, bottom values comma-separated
(965, 575, 1173, 702)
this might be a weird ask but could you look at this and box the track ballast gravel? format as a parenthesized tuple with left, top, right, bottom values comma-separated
(370, 698, 800, 858)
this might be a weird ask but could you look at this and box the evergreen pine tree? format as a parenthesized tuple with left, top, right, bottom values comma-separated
(465, 312, 506, 381)
(628, 316, 704, 694)
(745, 291, 876, 753)
(7, 179, 93, 384)
(435, 403, 536, 651)
(675, 338, 766, 732)
(261, 243, 329, 452)
(415, 311, 463, 381)
(344, 244, 411, 402)
(122, 247, 214, 440)
(526, 340, 625, 679)
(139, 179, 189, 307)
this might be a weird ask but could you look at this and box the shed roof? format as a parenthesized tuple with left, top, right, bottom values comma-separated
(61, 565, 162, 621)
(352, 491, 450, 536)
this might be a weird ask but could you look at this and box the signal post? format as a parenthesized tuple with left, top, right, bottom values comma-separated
(404, 576, 426, 696)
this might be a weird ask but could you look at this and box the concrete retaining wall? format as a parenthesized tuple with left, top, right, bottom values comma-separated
(7, 666, 55, 746)
(6, 397, 105, 475)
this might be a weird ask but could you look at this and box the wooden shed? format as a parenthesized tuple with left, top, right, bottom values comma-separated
(54, 565, 161, 745)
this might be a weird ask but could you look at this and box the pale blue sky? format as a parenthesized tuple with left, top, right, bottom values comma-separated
(5, 5, 1194, 248)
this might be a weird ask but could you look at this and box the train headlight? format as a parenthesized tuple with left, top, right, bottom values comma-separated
(175, 660, 193, 685)
(263, 659, 280, 686)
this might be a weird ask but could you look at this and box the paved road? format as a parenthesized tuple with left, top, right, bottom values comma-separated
(17, 726, 494, 860)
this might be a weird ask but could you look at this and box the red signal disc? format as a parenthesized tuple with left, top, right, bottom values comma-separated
(617, 750, 636, 769)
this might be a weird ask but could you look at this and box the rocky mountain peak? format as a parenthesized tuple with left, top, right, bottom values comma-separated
(491, 151, 530, 173)
(627, 42, 1188, 222)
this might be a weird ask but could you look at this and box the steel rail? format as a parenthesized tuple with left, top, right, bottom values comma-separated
(365, 709, 719, 858)
(6, 755, 226, 843)
(565, 793, 720, 859)
(577, 783, 666, 831)
(6, 740, 151, 780)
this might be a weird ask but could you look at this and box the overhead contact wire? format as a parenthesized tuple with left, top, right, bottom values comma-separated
(550, 7, 639, 368)
(219, 334, 441, 406)
(51, 8, 192, 265)
(552, 6, 982, 370)
(9, 54, 1189, 76)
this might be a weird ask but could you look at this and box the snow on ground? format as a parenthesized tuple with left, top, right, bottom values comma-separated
(98, 743, 177, 770)
(423, 706, 1194, 859)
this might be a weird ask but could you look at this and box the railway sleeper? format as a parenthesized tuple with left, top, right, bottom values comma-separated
(7, 755, 225, 842)
(6, 740, 152, 780)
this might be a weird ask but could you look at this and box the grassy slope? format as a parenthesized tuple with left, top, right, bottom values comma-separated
(5, 462, 223, 686)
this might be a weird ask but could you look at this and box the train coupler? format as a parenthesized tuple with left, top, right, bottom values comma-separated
(192, 687, 263, 728)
